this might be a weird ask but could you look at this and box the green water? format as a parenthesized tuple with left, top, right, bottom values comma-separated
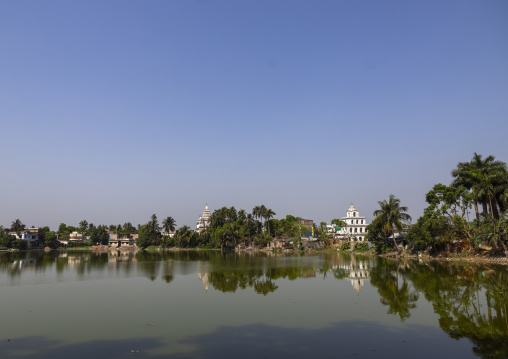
(0, 250, 506, 358)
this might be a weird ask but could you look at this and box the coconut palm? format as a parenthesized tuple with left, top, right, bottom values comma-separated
(162, 216, 176, 236)
(11, 219, 25, 232)
(252, 206, 263, 234)
(123, 222, 135, 235)
(263, 208, 276, 236)
(373, 195, 412, 249)
(79, 220, 88, 235)
(452, 153, 508, 220)
(176, 225, 191, 248)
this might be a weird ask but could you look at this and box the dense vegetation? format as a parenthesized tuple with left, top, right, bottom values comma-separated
(2, 153, 507, 257)
(367, 153, 508, 256)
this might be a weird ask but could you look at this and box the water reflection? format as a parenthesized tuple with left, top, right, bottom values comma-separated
(0, 250, 507, 358)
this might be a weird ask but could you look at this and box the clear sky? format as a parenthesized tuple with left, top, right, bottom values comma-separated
(1, 0, 507, 230)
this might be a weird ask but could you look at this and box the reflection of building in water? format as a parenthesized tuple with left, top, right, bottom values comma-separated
(67, 255, 86, 268)
(334, 255, 371, 292)
(10, 258, 36, 271)
(197, 261, 211, 291)
(108, 250, 137, 263)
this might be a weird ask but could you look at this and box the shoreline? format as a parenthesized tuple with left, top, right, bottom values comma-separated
(2, 246, 507, 266)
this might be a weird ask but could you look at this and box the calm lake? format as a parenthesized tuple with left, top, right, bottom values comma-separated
(0, 250, 506, 359)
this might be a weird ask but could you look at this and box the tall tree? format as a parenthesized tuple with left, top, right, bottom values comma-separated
(162, 216, 176, 235)
(176, 225, 192, 248)
(372, 195, 412, 249)
(452, 153, 508, 221)
(11, 219, 25, 232)
(123, 222, 135, 235)
(79, 220, 88, 235)
(263, 208, 276, 236)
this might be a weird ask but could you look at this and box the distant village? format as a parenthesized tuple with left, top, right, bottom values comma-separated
(0, 204, 370, 251)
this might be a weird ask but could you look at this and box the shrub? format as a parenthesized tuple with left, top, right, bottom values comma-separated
(354, 242, 369, 252)
(340, 242, 351, 251)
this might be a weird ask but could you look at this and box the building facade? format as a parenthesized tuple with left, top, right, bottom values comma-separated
(337, 205, 368, 241)
(196, 204, 211, 232)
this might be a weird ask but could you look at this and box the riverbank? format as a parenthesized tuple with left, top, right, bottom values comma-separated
(379, 250, 508, 266)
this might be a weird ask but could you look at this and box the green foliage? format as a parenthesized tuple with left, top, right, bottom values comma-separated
(44, 231, 57, 248)
(354, 242, 369, 252)
(38, 226, 50, 246)
(10, 219, 25, 232)
(13, 238, 28, 250)
(0, 232, 16, 248)
(162, 217, 176, 234)
(339, 242, 351, 251)
(372, 195, 411, 249)
(67, 240, 91, 248)
(90, 225, 109, 245)
(366, 219, 392, 254)
(331, 219, 347, 231)
(137, 214, 162, 249)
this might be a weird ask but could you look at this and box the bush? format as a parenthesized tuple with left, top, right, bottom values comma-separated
(340, 242, 351, 251)
(13, 239, 29, 250)
(354, 242, 369, 252)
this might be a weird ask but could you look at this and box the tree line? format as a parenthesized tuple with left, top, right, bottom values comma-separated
(367, 152, 508, 255)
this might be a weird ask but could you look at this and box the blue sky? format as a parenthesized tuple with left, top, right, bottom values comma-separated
(1, 0, 507, 230)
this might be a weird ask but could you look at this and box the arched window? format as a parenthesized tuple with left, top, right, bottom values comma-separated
(354, 228, 357, 233)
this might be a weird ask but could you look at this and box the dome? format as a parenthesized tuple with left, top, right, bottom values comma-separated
(348, 205, 357, 212)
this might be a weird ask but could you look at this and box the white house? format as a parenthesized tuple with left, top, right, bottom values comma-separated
(337, 205, 368, 242)
(9, 228, 40, 243)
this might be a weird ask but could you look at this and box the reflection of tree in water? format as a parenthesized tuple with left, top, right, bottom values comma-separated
(208, 270, 263, 293)
(254, 279, 278, 296)
(162, 274, 174, 283)
(404, 261, 508, 358)
(370, 258, 419, 322)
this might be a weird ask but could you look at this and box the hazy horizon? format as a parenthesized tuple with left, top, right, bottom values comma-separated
(1, 1, 507, 231)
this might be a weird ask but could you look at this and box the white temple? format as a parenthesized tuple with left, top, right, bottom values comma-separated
(338, 205, 368, 241)
(196, 204, 211, 232)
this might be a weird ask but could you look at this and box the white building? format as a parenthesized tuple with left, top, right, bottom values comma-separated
(9, 228, 40, 243)
(196, 204, 211, 232)
(338, 205, 368, 242)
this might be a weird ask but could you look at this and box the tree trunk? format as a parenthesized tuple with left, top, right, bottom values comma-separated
(482, 199, 489, 218)
(473, 201, 480, 223)
(491, 199, 499, 219)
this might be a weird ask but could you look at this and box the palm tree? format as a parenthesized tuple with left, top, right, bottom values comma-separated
(11, 219, 25, 232)
(176, 225, 191, 248)
(79, 220, 88, 235)
(252, 206, 263, 234)
(147, 214, 159, 233)
(123, 222, 135, 235)
(373, 195, 412, 249)
(452, 153, 508, 220)
(263, 208, 276, 236)
(162, 216, 176, 236)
